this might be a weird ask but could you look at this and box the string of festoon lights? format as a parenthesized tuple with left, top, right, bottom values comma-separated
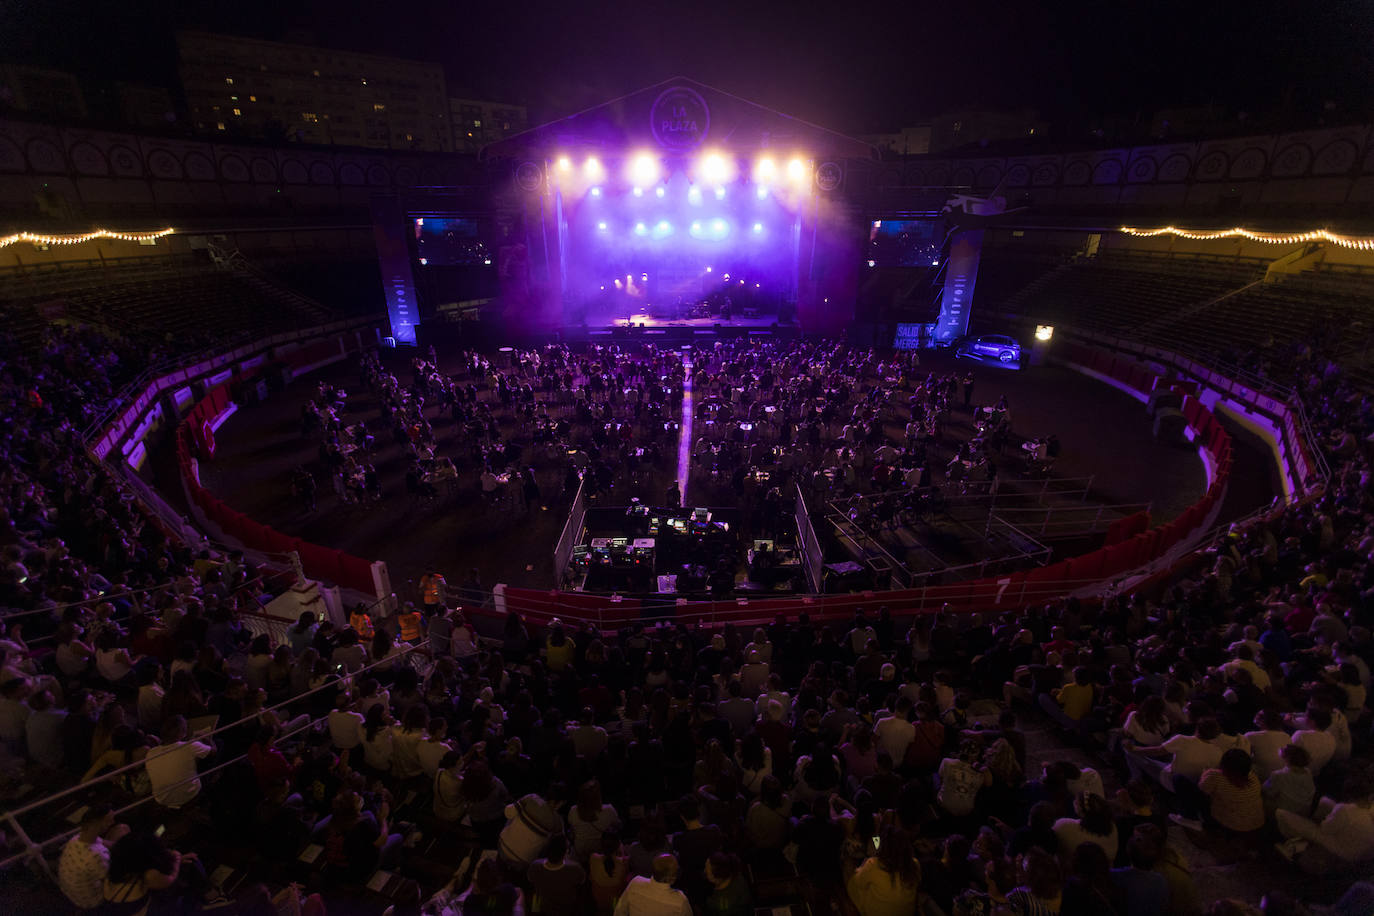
(0, 227, 176, 250)
(1120, 225, 1374, 251)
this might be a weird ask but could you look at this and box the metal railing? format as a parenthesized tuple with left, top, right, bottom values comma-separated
(1, 638, 432, 875)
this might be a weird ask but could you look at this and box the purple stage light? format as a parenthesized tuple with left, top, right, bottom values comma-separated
(584, 157, 605, 181)
(754, 157, 777, 182)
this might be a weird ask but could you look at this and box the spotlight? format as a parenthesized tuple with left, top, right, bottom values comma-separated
(597, 221, 607, 230)
(600, 285, 605, 290)
(634, 221, 647, 235)
(556, 156, 572, 171)
(712, 218, 727, 235)
(641, 273, 649, 281)
(755, 283, 760, 288)
(723, 273, 730, 280)
(931, 259, 939, 266)
(1035, 325, 1054, 341)
(867, 259, 876, 267)
(738, 279, 744, 285)
(418, 257, 427, 266)
(590, 187, 601, 197)
(691, 220, 702, 233)
(714, 187, 726, 200)
(756, 186, 768, 200)
(655, 186, 666, 198)
(628, 152, 659, 185)
(752, 222, 763, 233)
(754, 157, 777, 182)
(583, 157, 604, 180)
(654, 220, 673, 237)
(705, 266, 712, 273)
(787, 157, 808, 182)
(633, 187, 643, 197)
(697, 151, 734, 184)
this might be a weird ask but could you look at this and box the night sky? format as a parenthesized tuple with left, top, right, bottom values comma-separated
(3, 0, 1373, 134)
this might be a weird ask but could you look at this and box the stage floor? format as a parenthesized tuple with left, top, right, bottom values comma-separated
(612, 312, 790, 329)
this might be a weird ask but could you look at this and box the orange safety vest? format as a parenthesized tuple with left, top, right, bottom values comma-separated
(398, 610, 423, 643)
(349, 609, 375, 639)
(420, 574, 446, 606)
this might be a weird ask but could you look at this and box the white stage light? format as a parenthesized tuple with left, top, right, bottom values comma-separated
(634, 222, 647, 235)
(584, 157, 605, 180)
(556, 156, 572, 171)
(656, 186, 666, 198)
(597, 221, 607, 230)
(715, 187, 726, 200)
(1035, 325, 1055, 341)
(787, 157, 808, 182)
(867, 259, 876, 267)
(754, 157, 777, 183)
(590, 187, 601, 197)
(633, 187, 643, 197)
(705, 266, 712, 273)
(755, 283, 760, 288)
(628, 153, 659, 185)
(698, 151, 734, 184)
(688, 186, 702, 204)
(756, 186, 768, 200)
(752, 222, 763, 233)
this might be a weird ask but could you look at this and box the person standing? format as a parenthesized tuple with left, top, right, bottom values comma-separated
(419, 568, 447, 616)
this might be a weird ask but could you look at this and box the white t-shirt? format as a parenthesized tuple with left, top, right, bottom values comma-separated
(1122, 712, 1167, 747)
(327, 709, 365, 750)
(145, 739, 213, 808)
(417, 736, 454, 777)
(58, 836, 109, 909)
(874, 715, 915, 763)
(1162, 735, 1223, 788)
(1244, 729, 1291, 778)
(1293, 729, 1336, 775)
(95, 648, 132, 683)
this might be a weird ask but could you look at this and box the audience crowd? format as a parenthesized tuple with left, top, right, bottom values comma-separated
(0, 318, 1371, 916)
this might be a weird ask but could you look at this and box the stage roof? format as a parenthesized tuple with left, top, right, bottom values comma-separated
(481, 77, 879, 162)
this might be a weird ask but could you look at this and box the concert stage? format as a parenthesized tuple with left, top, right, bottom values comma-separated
(563, 314, 801, 344)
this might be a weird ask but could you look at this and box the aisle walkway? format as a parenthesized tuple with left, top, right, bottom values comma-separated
(676, 357, 694, 504)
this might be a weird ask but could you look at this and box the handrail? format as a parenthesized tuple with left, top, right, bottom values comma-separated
(1, 639, 431, 827)
(2, 710, 329, 873)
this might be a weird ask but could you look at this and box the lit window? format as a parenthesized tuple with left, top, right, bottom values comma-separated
(312, 69, 320, 77)
(473, 120, 481, 128)
(373, 103, 386, 112)
(1029, 127, 1036, 135)
(232, 108, 241, 116)
(230, 95, 238, 101)
(361, 78, 367, 85)
(405, 133, 413, 141)
(224, 77, 233, 86)
(249, 95, 256, 102)
(216, 122, 226, 130)
(302, 112, 318, 122)
(953, 120, 963, 132)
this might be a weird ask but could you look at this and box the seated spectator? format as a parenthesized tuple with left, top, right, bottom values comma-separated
(58, 804, 129, 911)
(144, 715, 213, 809)
(528, 833, 587, 916)
(847, 826, 921, 916)
(614, 853, 692, 915)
